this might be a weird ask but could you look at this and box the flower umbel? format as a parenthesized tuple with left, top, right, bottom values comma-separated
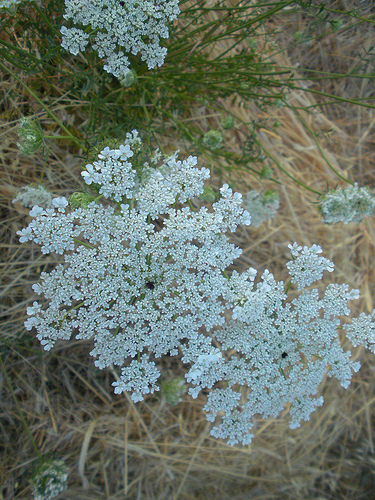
(12, 185, 54, 209)
(243, 189, 279, 227)
(319, 182, 375, 225)
(30, 458, 68, 500)
(60, 0, 180, 77)
(203, 130, 223, 150)
(206, 245, 361, 446)
(18, 131, 375, 447)
(18, 130, 250, 403)
(17, 116, 46, 155)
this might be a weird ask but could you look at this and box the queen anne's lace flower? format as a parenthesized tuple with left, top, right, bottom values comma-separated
(18, 130, 375, 446)
(112, 355, 160, 402)
(12, 185, 54, 209)
(30, 458, 68, 500)
(61, 0, 180, 77)
(243, 189, 279, 227)
(345, 309, 375, 354)
(206, 252, 361, 445)
(18, 130, 250, 404)
(60, 26, 89, 56)
(319, 182, 375, 224)
(286, 243, 334, 290)
(0, 0, 22, 10)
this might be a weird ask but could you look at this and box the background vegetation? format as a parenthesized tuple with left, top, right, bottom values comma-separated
(1, 0, 375, 498)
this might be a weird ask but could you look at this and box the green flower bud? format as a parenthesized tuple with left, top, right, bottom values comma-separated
(221, 115, 235, 130)
(203, 130, 223, 151)
(199, 185, 217, 203)
(331, 19, 343, 32)
(260, 167, 273, 179)
(17, 116, 45, 155)
(319, 183, 375, 225)
(68, 191, 96, 208)
(262, 189, 279, 204)
(160, 376, 186, 406)
(30, 457, 68, 500)
(294, 31, 303, 42)
(246, 38, 257, 51)
(118, 69, 137, 88)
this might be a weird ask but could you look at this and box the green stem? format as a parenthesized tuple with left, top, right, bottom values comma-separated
(172, 193, 180, 209)
(305, 3, 375, 25)
(253, 136, 322, 195)
(282, 281, 292, 308)
(0, 61, 86, 152)
(312, 353, 323, 360)
(59, 301, 86, 325)
(187, 199, 196, 212)
(140, 89, 151, 123)
(182, 11, 233, 62)
(0, 43, 45, 68)
(215, 0, 297, 61)
(43, 134, 72, 138)
(223, 271, 231, 282)
(289, 84, 375, 110)
(290, 107, 353, 185)
(31, 1, 62, 38)
(284, 68, 375, 81)
(73, 238, 96, 249)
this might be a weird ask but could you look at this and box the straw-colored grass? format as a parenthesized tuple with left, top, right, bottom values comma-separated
(1, 1, 375, 498)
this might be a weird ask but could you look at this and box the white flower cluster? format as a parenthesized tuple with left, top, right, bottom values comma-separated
(18, 132, 375, 446)
(345, 309, 375, 354)
(286, 242, 334, 290)
(201, 245, 362, 446)
(12, 185, 54, 209)
(60, 0, 180, 77)
(243, 189, 279, 227)
(0, 0, 22, 10)
(319, 182, 375, 225)
(30, 458, 68, 500)
(18, 130, 250, 405)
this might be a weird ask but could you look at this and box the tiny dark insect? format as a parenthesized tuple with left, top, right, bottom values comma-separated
(146, 281, 155, 290)
(281, 352, 288, 359)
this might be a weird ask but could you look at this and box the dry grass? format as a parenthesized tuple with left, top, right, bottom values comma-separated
(1, 1, 375, 499)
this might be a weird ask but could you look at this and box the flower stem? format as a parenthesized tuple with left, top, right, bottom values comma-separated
(0, 61, 86, 152)
(31, 1, 62, 38)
